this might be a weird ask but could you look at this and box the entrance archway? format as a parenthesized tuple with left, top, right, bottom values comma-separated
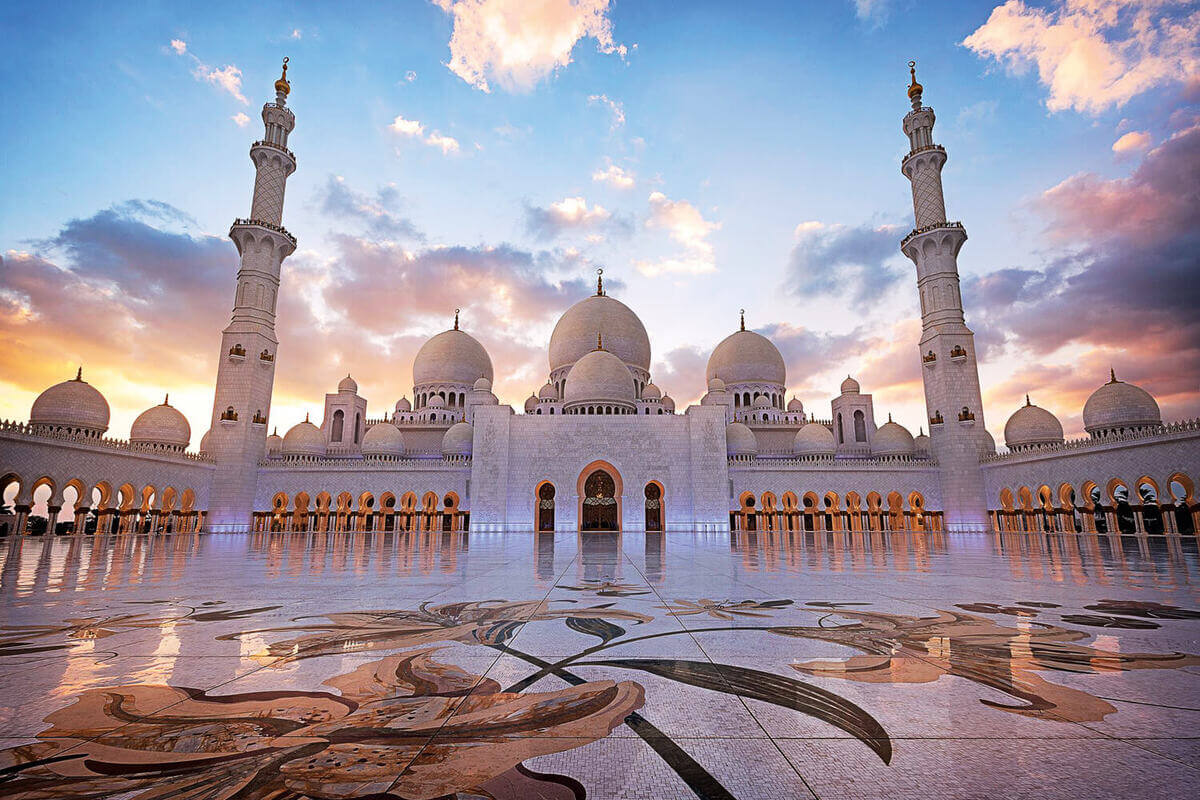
(537, 482, 555, 531)
(644, 482, 663, 531)
(578, 462, 621, 531)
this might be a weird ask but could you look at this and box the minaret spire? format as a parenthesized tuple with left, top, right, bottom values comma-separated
(596, 267, 604, 296)
(454, 308, 460, 330)
(899, 63, 988, 529)
(739, 309, 745, 331)
(206, 61, 299, 531)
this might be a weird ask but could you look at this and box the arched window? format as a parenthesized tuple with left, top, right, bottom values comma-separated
(836, 412, 844, 444)
(332, 410, 344, 442)
(550, 407, 555, 415)
(743, 392, 751, 407)
(734, 394, 741, 407)
(854, 410, 866, 442)
(354, 412, 361, 444)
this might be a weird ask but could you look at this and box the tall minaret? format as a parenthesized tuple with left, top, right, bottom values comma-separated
(898, 62, 988, 529)
(206, 59, 298, 530)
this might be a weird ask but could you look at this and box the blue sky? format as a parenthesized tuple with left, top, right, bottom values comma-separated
(1, 0, 1197, 444)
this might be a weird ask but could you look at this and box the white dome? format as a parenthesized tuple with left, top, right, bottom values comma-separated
(1004, 398, 1064, 449)
(787, 396, 804, 413)
(442, 421, 473, 456)
(914, 429, 931, 455)
(793, 422, 835, 455)
(564, 348, 637, 406)
(642, 382, 662, 400)
(976, 428, 997, 457)
(427, 394, 447, 409)
(130, 398, 190, 448)
(30, 370, 110, 433)
(840, 375, 861, 395)
(873, 418, 916, 456)
(662, 395, 675, 412)
(707, 377, 726, 392)
(395, 396, 412, 413)
(752, 394, 773, 410)
(362, 422, 405, 457)
(413, 328, 494, 386)
(199, 428, 213, 455)
(473, 376, 492, 392)
(706, 329, 786, 386)
(1082, 371, 1161, 435)
(282, 419, 326, 458)
(538, 381, 558, 400)
(550, 293, 651, 373)
(726, 422, 758, 457)
(265, 429, 283, 457)
(337, 374, 358, 394)
(524, 394, 538, 413)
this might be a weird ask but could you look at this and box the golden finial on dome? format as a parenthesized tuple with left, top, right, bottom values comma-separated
(739, 309, 745, 331)
(1025, 394, 1031, 406)
(1109, 367, 1119, 383)
(454, 308, 460, 330)
(595, 331, 605, 351)
(74, 366, 83, 382)
(275, 56, 291, 96)
(596, 267, 604, 296)
(907, 60, 923, 109)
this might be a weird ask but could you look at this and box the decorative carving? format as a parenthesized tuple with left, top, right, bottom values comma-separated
(922, 350, 937, 363)
(220, 406, 238, 421)
(228, 343, 246, 358)
(259, 349, 274, 362)
(958, 406, 975, 422)
(930, 411, 944, 425)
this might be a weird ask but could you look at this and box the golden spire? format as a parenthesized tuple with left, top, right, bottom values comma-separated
(596, 267, 604, 296)
(454, 308, 460, 330)
(164, 394, 169, 405)
(275, 57, 291, 97)
(1025, 394, 1031, 406)
(595, 331, 605, 351)
(739, 308, 745, 331)
(907, 60, 923, 109)
(74, 366, 83, 382)
(1109, 367, 1118, 383)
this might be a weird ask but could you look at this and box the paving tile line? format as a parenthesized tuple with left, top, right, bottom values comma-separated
(619, 547, 823, 800)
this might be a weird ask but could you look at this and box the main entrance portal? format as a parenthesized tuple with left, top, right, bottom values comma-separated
(581, 469, 619, 531)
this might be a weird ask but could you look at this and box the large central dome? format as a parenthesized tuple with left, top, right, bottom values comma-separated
(413, 328, 494, 386)
(706, 329, 786, 386)
(549, 294, 650, 372)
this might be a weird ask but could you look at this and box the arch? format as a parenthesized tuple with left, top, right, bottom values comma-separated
(293, 491, 311, 531)
(1167, 472, 1195, 504)
(644, 481, 664, 531)
(908, 491, 926, 530)
(1106, 478, 1129, 507)
(853, 410, 867, 442)
(1136, 477, 1163, 534)
(180, 489, 196, 514)
(737, 490, 757, 531)
(442, 492, 460, 531)
(886, 491, 904, 530)
(578, 461, 621, 531)
(139, 485, 158, 513)
(536, 481, 556, 532)
(160, 487, 178, 514)
(332, 409, 344, 442)
(1017, 486, 1034, 511)
(999, 488, 1015, 513)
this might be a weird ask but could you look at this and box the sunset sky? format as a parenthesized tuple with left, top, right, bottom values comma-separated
(1, 0, 1197, 447)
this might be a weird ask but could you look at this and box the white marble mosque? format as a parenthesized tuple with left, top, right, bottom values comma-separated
(2, 62, 1198, 537)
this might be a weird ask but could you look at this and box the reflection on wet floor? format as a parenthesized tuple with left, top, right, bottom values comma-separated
(0, 530, 1197, 800)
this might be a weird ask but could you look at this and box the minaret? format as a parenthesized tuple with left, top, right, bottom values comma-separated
(899, 62, 988, 529)
(206, 59, 298, 530)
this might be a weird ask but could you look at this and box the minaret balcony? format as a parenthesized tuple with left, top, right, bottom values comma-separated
(901, 143, 944, 166)
(230, 218, 298, 248)
(900, 221, 965, 250)
(251, 140, 296, 162)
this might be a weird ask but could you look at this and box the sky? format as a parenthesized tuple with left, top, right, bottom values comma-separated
(1, 0, 1197, 448)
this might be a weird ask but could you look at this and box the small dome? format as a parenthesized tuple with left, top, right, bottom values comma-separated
(707, 377, 726, 392)
(130, 397, 190, 448)
(793, 422, 835, 455)
(662, 395, 675, 412)
(524, 394, 538, 413)
(840, 375, 860, 395)
(642, 382, 662, 400)
(914, 428, 930, 455)
(265, 428, 283, 457)
(413, 328, 494, 386)
(707, 329, 786, 386)
(473, 376, 492, 392)
(337, 374, 358, 394)
(395, 396, 412, 413)
(873, 418, 916, 456)
(752, 394, 773, 410)
(442, 421, 473, 456)
(538, 381, 558, 400)
(427, 394, 447, 409)
(199, 428, 213, 455)
(362, 422, 405, 457)
(564, 348, 636, 406)
(282, 419, 326, 458)
(976, 428, 997, 457)
(549, 294, 651, 373)
(30, 369, 110, 433)
(787, 396, 804, 413)
(1082, 370, 1161, 435)
(726, 422, 758, 457)
(1004, 397, 1064, 449)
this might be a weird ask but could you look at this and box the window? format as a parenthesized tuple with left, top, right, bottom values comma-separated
(332, 410, 344, 442)
(854, 410, 866, 442)
(837, 413, 844, 444)
(354, 413, 361, 444)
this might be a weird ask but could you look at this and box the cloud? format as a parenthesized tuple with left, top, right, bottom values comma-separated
(434, 0, 627, 93)
(785, 220, 905, 303)
(169, 41, 249, 105)
(962, 0, 1200, 114)
(851, 0, 892, 27)
(319, 175, 423, 241)
(231, 112, 250, 127)
(592, 162, 635, 188)
(1112, 129, 1151, 153)
(290, 28, 302, 40)
(635, 191, 720, 276)
(588, 93, 625, 128)
(963, 124, 1200, 426)
(389, 115, 461, 155)
(524, 196, 620, 240)
(404, 70, 417, 82)
(169, 39, 187, 55)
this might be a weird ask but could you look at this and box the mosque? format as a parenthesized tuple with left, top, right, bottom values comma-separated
(2, 62, 1198, 537)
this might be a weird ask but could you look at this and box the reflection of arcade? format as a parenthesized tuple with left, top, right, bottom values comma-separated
(582, 470, 619, 531)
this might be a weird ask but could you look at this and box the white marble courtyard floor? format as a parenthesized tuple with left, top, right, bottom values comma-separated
(0, 529, 1197, 799)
